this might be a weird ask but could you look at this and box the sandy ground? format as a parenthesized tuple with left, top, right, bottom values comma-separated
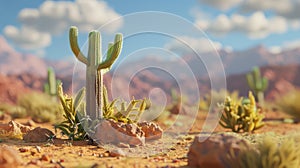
(1, 109, 300, 168)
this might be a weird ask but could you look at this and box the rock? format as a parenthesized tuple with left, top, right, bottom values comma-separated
(40, 154, 49, 161)
(138, 122, 163, 141)
(0, 145, 22, 168)
(93, 119, 145, 146)
(187, 134, 251, 168)
(0, 120, 32, 139)
(109, 149, 125, 157)
(23, 127, 54, 143)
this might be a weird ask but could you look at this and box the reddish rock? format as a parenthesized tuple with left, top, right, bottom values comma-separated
(138, 121, 163, 141)
(188, 134, 251, 168)
(0, 145, 22, 168)
(23, 127, 54, 143)
(0, 120, 31, 139)
(94, 119, 145, 146)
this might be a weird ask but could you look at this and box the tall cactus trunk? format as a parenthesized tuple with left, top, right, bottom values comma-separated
(96, 70, 103, 119)
(86, 31, 102, 119)
(69, 26, 122, 120)
(257, 92, 264, 107)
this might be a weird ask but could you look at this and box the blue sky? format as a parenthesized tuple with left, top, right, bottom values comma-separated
(0, 0, 300, 60)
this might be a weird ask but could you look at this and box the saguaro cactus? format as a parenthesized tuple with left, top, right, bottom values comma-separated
(69, 26, 122, 119)
(246, 67, 268, 106)
(44, 67, 60, 97)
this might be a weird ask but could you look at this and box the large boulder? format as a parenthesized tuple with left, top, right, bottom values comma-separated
(23, 127, 54, 143)
(188, 133, 251, 168)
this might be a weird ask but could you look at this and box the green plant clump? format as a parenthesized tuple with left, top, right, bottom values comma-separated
(276, 89, 300, 120)
(55, 83, 88, 140)
(55, 84, 147, 140)
(102, 86, 147, 124)
(219, 91, 264, 132)
(227, 136, 300, 168)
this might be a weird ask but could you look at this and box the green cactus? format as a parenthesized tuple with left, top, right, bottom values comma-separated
(246, 66, 268, 106)
(44, 67, 61, 97)
(69, 26, 122, 120)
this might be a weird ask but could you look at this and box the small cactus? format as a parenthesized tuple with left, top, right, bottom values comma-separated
(44, 67, 61, 98)
(246, 67, 268, 106)
(69, 26, 123, 119)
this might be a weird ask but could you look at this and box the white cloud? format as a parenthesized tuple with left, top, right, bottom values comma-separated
(199, 0, 242, 11)
(164, 36, 229, 54)
(3, 0, 123, 50)
(240, 0, 300, 20)
(196, 12, 288, 39)
(240, 0, 292, 14)
(18, 0, 123, 35)
(3, 26, 51, 50)
(268, 40, 300, 53)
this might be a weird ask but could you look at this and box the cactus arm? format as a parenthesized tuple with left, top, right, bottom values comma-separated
(246, 74, 255, 91)
(69, 26, 88, 65)
(97, 33, 123, 70)
(106, 42, 114, 59)
(261, 78, 268, 91)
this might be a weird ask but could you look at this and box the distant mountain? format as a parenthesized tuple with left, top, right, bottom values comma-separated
(1, 35, 300, 104)
(0, 36, 74, 77)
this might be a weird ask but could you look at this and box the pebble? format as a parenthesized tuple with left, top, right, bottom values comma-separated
(19, 147, 29, 153)
(35, 146, 41, 153)
(40, 154, 49, 161)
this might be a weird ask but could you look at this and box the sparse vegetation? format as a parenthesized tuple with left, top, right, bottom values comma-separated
(17, 92, 63, 123)
(0, 92, 62, 122)
(219, 91, 265, 132)
(276, 89, 300, 120)
(199, 89, 239, 111)
(226, 136, 300, 168)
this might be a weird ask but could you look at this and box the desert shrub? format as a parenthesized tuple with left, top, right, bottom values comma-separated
(219, 91, 264, 132)
(199, 89, 239, 111)
(276, 89, 300, 120)
(226, 136, 300, 168)
(17, 92, 63, 123)
(0, 104, 27, 118)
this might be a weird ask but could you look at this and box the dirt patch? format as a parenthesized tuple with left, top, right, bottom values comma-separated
(1, 109, 300, 167)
